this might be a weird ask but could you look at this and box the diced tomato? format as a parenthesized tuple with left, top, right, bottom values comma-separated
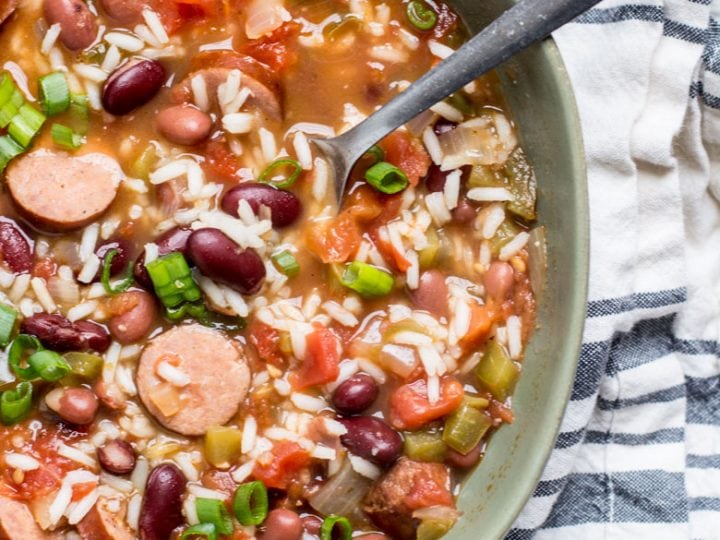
(305, 212, 361, 264)
(370, 227, 411, 272)
(71, 482, 97, 502)
(290, 326, 340, 389)
(252, 441, 310, 490)
(31, 257, 57, 280)
(344, 185, 383, 223)
(200, 139, 242, 182)
(380, 131, 431, 186)
(459, 303, 493, 351)
(239, 23, 301, 73)
(403, 468, 454, 510)
(389, 377, 464, 430)
(150, 0, 220, 33)
(248, 320, 285, 368)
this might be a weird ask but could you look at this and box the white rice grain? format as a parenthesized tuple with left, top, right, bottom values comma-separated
(149, 160, 189, 185)
(506, 315, 522, 359)
(443, 169, 462, 210)
(80, 223, 100, 262)
(293, 131, 313, 170)
(290, 393, 327, 413)
(100, 473, 134, 493)
(467, 187, 514, 202)
(259, 127, 277, 162)
(425, 191, 452, 225)
(188, 484, 226, 500)
(49, 46, 66, 71)
(356, 358, 386, 384)
(398, 28, 420, 50)
(274, 377, 291, 396)
(77, 255, 101, 284)
(499, 232, 530, 261)
(231, 461, 256, 483)
(31, 277, 56, 313)
(428, 39, 454, 59)
(57, 443, 97, 468)
(422, 126, 443, 165)
(183, 495, 199, 526)
(127, 494, 142, 530)
(67, 489, 99, 525)
(322, 301, 358, 327)
(142, 9, 169, 44)
(427, 375, 440, 405)
(67, 301, 98, 322)
(144, 242, 159, 265)
(224, 288, 249, 317)
(5, 453, 40, 471)
(370, 45, 408, 63)
(8, 273, 29, 303)
(222, 112, 254, 134)
(105, 32, 144, 52)
(348, 454, 381, 480)
(311, 445, 336, 460)
(431, 101, 463, 123)
(131, 458, 149, 493)
(482, 204, 506, 239)
(74, 64, 108, 84)
(134, 23, 161, 48)
(101, 45, 122, 73)
(242, 416, 257, 454)
(41, 24, 62, 55)
(191, 74, 209, 111)
(156, 361, 190, 387)
(312, 157, 329, 201)
(286, 122, 335, 139)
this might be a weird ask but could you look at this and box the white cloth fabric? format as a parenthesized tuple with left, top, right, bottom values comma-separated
(508, 0, 720, 538)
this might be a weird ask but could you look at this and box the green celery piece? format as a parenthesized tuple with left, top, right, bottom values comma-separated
(474, 340, 519, 401)
(404, 428, 447, 462)
(487, 219, 522, 256)
(442, 403, 492, 454)
(505, 148, 537, 221)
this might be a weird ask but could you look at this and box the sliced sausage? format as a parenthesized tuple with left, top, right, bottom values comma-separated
(77, 496, 134, 540)
(136, 324, 251, 436)
(43, 0, 97, 51)
(363, 458, 453, 540)
(0, 0, 18, 26)
(0, 496, 57, 540)
(172, 67, 281, 121)
(99, 0, 148, 23)
(6, 150, 123, 232)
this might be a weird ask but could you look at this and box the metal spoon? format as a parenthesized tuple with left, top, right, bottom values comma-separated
(312, 0, 602, 204)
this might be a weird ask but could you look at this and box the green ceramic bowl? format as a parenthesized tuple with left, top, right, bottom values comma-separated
(445, 2, 589, 538)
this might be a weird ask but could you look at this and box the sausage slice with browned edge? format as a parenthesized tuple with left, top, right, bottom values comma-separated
(136, 324, 251, 436)
(6, 150, 123, 232)
(0, 496, 59, 540)
(77, 496, 135, 540)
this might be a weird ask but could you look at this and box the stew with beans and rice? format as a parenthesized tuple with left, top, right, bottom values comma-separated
(0, 0, 542, 538)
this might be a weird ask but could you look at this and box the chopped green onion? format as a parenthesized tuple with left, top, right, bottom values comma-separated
(68, 93, 89, 135)
(39, 72, 70, 116)
(51, 123, 83, 150)
(0, 382, 33, 425)
(364, 144, 385, 165)
(64, 352, 104, 380)
(196, 498, 233, 535)
(180, 523, 217, 540)
(0, 304, 18, 347)
(0, 135, 24, 172)
(166, 301, 207, 322)
(364, 161, 409, 194)
(340, 261, 394, 297)
(232, 481, 268, 526)
(101, 249, 133, 295)
(406, 0, 438, 31)
(271, 250, 300, 277)
(28, 350, 71, 382)
(146, 252, 202, 309)
(8, 334, 43, 380)
(258, 158, 302, 189)
(8, 104, 46, 148)
(320, 515, 352, 540)
(0, 89, 23, 129)
(0, 74, 15, 107)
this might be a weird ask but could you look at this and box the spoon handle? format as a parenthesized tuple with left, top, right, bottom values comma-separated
(334, 0, 601, 158)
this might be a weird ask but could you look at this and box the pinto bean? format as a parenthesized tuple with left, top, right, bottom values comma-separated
(43, 0, 97, 51)
(260, 509, 303, 540)
(102, 59, 165, 116)
(339, 416, 402, 467)
(409, 270, 449, 319)
(21, 313, 111, 353)
(0, 218, 33, 274)
(108, 290, 157, 344)
(484, 261, 515, 302)
(97, 439, 136, 475)
(45, 387, 99, 425)
(221, 183, 302, 228)
(155, 105, 212, 146)
(139, 464, 187, 540)
(186, 228, 266, 295)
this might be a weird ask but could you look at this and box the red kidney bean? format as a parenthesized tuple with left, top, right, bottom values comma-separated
(21, 313, 111, 353)
(45, 387, 99, 425)
(409, 270, 449, 319)
(446, 443, 483, 469)
(452, 198, 476, 224)
(156, 105, 212, 146)
(261, 509, 303, 540)
(186, 228, 266, 295)
(100, 0, 145, 23)
(97, 439, 136, 475)
(301, 515, 322, 535)
(484, 261, 515, 302)
(221, 183, 302, 228)
(95, 238, 131, 278)
(108, 290, 157, 344)
(44, 0, 97, 51)
(139, 464, 187, 540)
(134, 227, 192, 288)
(0, 218, 33, 274)
(433, 118, 457, 136)
(102, 59, 165, 116)
(339, 416, 402, 467)
(332, 374, 379, 415)
(424, 163, 448, 193)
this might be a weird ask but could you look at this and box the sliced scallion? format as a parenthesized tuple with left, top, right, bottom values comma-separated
(8, 104, 46, 148)
(51, 123, 83, 150)
(196, 498, 233, 535)
(364, 144, 385, 165)
(0, 304, 17, 347)
(258, 158, 302, 189)
(28, 350, 71, 382)
(8, 334, 43, 380)
(406, 0, 438, 31)
(340, 261, 394, 298)
(271, 250, 300, 277)
(39, 72, 70, 116)
(101, 249, 133, 295)
(68, 93, 89, 135)
(320, 515, 353, 540)
(0, 135, 24, 171)
(0, 74, 15, 106)
(364, 161, 409, 194)
(232, 481, 268, 526)
(0, 89, 23, 128)
(146, 252, 202, 309)
(180, 523, 217, 540)
(0, 382, 33, 425)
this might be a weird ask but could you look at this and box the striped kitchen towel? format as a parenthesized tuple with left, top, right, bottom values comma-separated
(508, 0, 720, 538)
